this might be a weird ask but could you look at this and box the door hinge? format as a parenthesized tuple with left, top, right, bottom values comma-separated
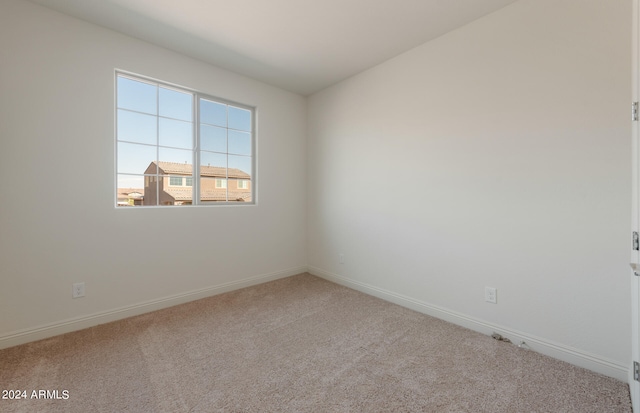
(634, 361, 640, 381)
(633, 102, 638, 121)
(634, 232, 639, 251)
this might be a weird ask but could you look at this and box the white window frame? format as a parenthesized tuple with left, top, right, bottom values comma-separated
(115, 71, 256, 207)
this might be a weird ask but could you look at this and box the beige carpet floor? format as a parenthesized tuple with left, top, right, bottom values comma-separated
(0, 273, 632, 412)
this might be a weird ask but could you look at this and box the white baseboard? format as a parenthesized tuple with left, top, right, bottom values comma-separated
(3, 265, 628, 383)
(0, 266, 307, 350)
(309, 266, 629, 382)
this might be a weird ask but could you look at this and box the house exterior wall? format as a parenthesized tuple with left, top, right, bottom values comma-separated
(143, 176, 159, 206)
(142, 175, 253, 205)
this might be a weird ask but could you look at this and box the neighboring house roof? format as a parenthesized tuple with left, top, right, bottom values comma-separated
(165, 187, 251, 202)
(116, 188, 145, 206)
(117, 188, 144, 199)
(146, 161, 250, 179)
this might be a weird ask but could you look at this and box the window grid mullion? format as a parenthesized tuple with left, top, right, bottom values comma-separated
(226, 105, 229, 202)
(194, 93, 200, 205)
(155, 84, 160, 206)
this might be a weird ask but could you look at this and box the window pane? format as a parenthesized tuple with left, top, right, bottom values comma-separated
(117, 174, 144, 189)
(117, 109, 157, 145)
(201, 124, 226, 153)
(228, 154, 251, 179)
(157, 175, 192, 206)
(117, 175, 146, 206)
(159, 87, 192, 121)
(228, 130, 251, 156)
(159, 118, 192, 149)
(201, 177, 227, 202)
(117, 76, 157, 115)
(231, 178, 250, 190)
(200, 151, 226, 171)
(227, 178, 251, 203)
(200, 99, 227, 127)
(143, 174, 158, 206)
(118, 142, 157, 174)
(144, 184, 158, 205)
(159, 147, 192, 167)
(228, 106, 251, 131)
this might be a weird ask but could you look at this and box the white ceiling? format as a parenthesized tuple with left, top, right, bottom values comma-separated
(28, 0, 519, 95)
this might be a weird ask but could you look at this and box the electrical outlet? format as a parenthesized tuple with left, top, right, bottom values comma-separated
(485, 287, 497, 304)
(72, 282, 85, 298)
(339, 253, 344, 264)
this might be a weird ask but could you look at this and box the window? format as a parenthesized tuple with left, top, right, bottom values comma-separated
(116, 72, 254, 206)
(169, 176, 183, 186)
(167, 176, 193, 187)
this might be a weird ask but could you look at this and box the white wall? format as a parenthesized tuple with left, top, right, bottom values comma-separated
(308, 0, 632, 378)
(0, 0, 633, 383)
(0, 0, 307, 345)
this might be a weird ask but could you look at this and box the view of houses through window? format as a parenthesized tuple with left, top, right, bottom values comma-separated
(116, 73, 254, 206)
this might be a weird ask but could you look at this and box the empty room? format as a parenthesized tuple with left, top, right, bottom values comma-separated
(0, 0, 637, 411)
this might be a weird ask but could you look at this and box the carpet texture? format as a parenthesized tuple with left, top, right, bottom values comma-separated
(0, 273, 632, 412)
